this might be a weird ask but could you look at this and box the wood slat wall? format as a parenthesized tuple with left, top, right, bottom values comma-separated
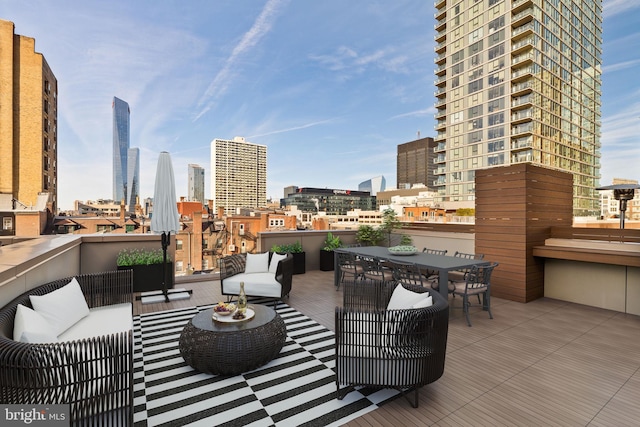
(475, 164, 573, 302)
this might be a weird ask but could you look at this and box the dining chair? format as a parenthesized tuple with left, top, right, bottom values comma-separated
(449, 262, 498, 326)
(421, 248, 448, 285)
(360, 256, 394, 282)
(390, 260, 424, 287)
(336, 251, 363, 290)
(448, 251, 484, 282)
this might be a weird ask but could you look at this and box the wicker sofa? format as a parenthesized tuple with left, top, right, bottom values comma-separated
(335, 279, 449, 408)
(219, 252, 294, 302)
(0, 270, 134, 426)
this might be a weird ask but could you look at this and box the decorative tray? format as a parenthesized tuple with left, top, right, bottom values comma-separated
(388, 245, 417, 256)
(212, 308, 255, 323)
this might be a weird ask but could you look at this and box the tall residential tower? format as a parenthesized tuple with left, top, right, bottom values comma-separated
(211, 136, 266, 215)
(433, 0, 602, 215)
(0, 19, 58, 214)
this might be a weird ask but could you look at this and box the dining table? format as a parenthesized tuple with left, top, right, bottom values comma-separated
(334, 246, 488, 299)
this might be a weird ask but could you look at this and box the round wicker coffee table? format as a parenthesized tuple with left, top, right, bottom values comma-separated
(178, 305, 287, 375)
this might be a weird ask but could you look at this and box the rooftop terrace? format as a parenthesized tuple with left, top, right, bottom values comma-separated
(135, 270, 640, 426)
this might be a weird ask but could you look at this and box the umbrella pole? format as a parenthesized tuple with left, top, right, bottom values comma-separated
(162, 231, 170, 302)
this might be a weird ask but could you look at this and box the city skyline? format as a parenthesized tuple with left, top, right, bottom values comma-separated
(1, 1, 638, 211)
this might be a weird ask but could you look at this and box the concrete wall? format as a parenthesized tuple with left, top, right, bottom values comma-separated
(0, 234, 173, 306)
(0, 235, 81, 306)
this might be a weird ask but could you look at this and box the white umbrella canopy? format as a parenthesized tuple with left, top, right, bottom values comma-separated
(151, 151, 180, 234)
(150, 151, 182, 302)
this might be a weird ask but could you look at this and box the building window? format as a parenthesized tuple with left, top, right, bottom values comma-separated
(488, 140, 505, 152)
(468, 40, 483, 56)
(176, 261, 184, 272)
(176, 239, 183, 250)
(488, 153, 505, 166)
(488, 43, 505, 60)
(488, 112, 504, 126)
(468, 78, 483, 94)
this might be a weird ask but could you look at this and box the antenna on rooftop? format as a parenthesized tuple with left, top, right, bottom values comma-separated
(417, 130, 421, 139)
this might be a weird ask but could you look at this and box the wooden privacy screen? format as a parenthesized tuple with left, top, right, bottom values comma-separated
(475, 163, 573, 302)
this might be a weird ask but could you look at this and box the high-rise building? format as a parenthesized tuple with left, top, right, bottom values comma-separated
(0, 19, 58, 213)
(210, 136, 267, 215)
(188, 164, 205, 203)
(127, 147, 140, 210)
(112, 96, 130, 204)
(433, 0, 602, 216)
(397, 137, 436, 190)
(358, 175, 387, 196)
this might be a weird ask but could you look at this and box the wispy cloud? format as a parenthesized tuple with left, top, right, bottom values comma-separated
(389, 108, 435, 121)
(194, 0, 289, 121)
(603, 0, 640, 18)
(602, 59, 640, 74)
(249, 118, 336, 138)
(308, 45, 412, 80)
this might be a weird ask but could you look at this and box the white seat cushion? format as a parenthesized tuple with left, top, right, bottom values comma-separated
(222, 273, 281, 298)
(58, 303, 132, 342)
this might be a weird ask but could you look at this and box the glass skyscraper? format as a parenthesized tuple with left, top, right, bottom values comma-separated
(112, 96, 130, 203)
(434, 0, 602, 216)
(127, 147, 140, 209)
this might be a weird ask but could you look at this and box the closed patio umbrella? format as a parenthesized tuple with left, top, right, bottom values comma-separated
(150, 151, 184, 302)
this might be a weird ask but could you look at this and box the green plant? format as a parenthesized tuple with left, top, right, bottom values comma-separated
(271, 241, 304, 253)
(322, 232, 342, 251)
(355, 225, 383, 246)
(116, 248, 169, 266)
(399, 234, 413, 245)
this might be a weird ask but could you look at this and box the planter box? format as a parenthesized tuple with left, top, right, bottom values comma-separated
(319, 250, 335, 271)
(291, 252, 306, 275)
(118, 263, 174, 293)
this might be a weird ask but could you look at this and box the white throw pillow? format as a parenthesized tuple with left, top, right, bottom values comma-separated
(269, 253, 288, 274)
(13, 304, 58, 343)
(387, 284, 428, 310)
(245, 252, 270, 274)
(413, 296, 433, 309)
(29, 277, 90, 336)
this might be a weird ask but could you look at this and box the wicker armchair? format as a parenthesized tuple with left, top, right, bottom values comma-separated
(0, 270, 133, 426)
(335, 280, 449, 407)
(219, 252, 294, 302)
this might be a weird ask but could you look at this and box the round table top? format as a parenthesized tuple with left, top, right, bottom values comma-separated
(191, 304, 275, 333)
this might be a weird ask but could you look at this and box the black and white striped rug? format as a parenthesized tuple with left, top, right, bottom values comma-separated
(133, 301, 399, 426)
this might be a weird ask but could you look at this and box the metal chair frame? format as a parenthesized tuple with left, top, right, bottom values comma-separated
(450, 262, 498, 326)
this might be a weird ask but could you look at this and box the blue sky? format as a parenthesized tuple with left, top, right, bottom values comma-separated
(1, 0, 639, 211)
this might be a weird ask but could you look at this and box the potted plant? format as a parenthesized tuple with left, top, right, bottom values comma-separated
(117, 248, 174, 293)
(271, 241, 305, 275)
(320, 232, 342, 271)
